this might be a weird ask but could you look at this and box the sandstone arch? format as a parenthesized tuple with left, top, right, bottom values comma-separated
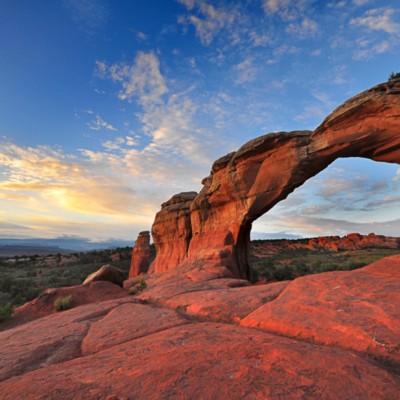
(149, 80, 400, 279)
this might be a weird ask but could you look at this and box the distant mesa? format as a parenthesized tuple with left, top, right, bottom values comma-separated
(131, 79, 400, 279)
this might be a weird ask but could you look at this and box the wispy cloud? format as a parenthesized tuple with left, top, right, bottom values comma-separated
(351, 7, 400, 34)
(64, 0, 107, 34)
(234, 57, 257, 84)
(353, 40, 390, 60)
(177, 0, 239, 45)
(98, 52, 168, 105)
(98, 51, 222, 166)
(286, 17, 318, 36)
(87, 114, 118, 131)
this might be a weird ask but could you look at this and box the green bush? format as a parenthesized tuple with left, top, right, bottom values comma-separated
(389, 71, 400, 80)
(128, 278, 147, 295)
(54, 295, 73, 312)
(0, 302, 13, 323)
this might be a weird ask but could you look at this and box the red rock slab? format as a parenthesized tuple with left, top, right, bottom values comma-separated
(1, 323, 399, 399)
(0, 281, 128, 332)
(81, 302, 190, 355)
(0, 297, 133, 382)
(136, 274, 251, 304)
(241, 255, 400, 365)
(164, 281, 289, 323)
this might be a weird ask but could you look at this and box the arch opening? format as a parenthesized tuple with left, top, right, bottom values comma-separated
(245, 157, 400, 282)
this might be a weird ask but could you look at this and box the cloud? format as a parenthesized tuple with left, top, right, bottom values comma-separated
(87, 115, 118, 131)
(353, 0, 373, 6)
(263, 0, 291, 15)
(353, 40, 390, 60)
(260, 213, 400, 237)
(99, 52, 222, 167)
(262, 0, 312, 22)
(64, 0, 107, 34)
(136, 31, 148, 41)
(0, 142, 139, 217)
(0, 193, 31, 201)
(350, 8, 400, 34)
(286, 17, 318, 36)
(362, 195, 400, 211)
(394, 168, 400, 182)
(234, 57, 258, 84)
(99, 51, 168, 105)
(177, 0, 239, 45)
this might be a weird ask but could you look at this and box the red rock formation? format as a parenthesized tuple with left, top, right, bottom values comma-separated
(82, 264, 125, 287)
(148, 79, 400, 278)
(0, 281, 127, 332)
(149, 191, 197, 274)
(1, 256, 400, 398)
(128, 231, 150, 278)
(241, 255, 400, 365)
(307, 233, 399, 251)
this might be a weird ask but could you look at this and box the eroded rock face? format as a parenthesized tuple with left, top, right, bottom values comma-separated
(129, 231, 151, 278)
(149, 80, 400, 278)
(83, 265, 125, 287)
(149, 191, 197, 274)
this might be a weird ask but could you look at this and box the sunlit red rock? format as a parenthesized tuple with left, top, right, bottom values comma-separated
(82, 264, 125, 287)
(128, 231, 150, 278)
(149, 191, 197, 274)
(2, 322, 399, 399)
(149, 79, 400, 278)
(241, 255, 400, 365)
(0, 281, 127, 332)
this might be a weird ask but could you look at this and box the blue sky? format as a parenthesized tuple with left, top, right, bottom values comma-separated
(0, 0, 399, 241)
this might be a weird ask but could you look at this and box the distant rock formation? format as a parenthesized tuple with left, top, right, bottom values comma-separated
(252, 233, 400, 256)
(129, 231, 150, 278)
(83, 265, 125, 287)
(307, 233, 400, 251)
(149, 79, 400, 279)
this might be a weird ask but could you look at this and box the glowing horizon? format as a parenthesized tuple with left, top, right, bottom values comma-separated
(1, 0, 399, 241)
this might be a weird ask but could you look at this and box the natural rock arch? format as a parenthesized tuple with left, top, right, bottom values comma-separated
(149, 80, 400, 279)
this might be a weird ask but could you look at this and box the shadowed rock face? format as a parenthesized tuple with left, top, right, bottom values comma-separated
(150, 80, 400, 279)
(129, 231, 150, 278)
(149, 191, 197, 274)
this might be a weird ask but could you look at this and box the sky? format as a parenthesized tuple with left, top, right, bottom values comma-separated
(0, 0, 399, 243)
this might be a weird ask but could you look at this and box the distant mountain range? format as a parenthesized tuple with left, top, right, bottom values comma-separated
(0, 237, 133, 257)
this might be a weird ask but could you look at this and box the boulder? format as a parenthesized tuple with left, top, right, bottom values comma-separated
(83, 265, 125, 287)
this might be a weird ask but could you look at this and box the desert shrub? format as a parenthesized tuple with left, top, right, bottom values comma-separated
(1, 276, 13, 292)
(0, 302, 12, 323)
(389, 71, 400, 80)
(54, 295, 73, 312)
(128, 278, 147, 295)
